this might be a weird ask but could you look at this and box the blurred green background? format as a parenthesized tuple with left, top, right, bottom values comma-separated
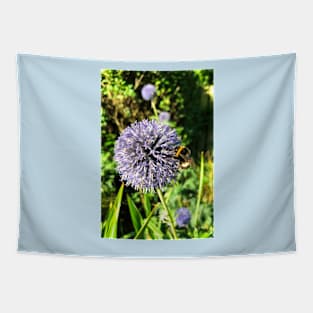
(101, 69, 214, 239)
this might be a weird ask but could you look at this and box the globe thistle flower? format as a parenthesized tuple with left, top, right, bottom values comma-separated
(158, 111, 171, 123)
(176, 207, 191, 228)
(141, 84, 156, 101)
(114, 120, 181, 192)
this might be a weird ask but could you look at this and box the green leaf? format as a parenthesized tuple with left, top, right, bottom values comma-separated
(134, 205, 158, 240)
(148, 219, 163, 239)
(143, 193, 151, 217)
(127, 194, 143, 233)
(104, 183, 124, 238)
(122, 232, 135, 239)
(193, 151, 205, 227)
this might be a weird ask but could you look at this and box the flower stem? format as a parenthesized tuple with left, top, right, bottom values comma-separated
(194, 151, 205, 226)
(156, 188, 178, 239)
(134, 204, 158, 239)
(151, 98, 159, 119)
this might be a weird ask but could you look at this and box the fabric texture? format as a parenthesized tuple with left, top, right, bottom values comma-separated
(17, 53, 296, 257)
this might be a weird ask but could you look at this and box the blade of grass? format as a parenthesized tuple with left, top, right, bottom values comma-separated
(122, 232, 135, 239)
(156, 188, 177, 239)
(143, 193, 151, 217)
(104, 183, 124, 238)
(134, 205, 158, 239)
(127, 194, 143, 233)
(101, 221, 106, 237)
(148, 220, 163, 239)
(164, 185, 174, 202)
(166, 229, 174, 239)
(194, 151, 204, 226)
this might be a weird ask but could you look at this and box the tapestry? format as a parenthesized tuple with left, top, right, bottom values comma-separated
(17, 53, 295, 257)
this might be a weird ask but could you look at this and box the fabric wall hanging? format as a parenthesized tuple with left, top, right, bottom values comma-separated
(17, 53, 296, 257)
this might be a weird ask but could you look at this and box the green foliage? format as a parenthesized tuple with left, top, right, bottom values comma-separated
(102, 183, 124, 238)
(126, 195, 143, 234)
(101, 69, 214, 239)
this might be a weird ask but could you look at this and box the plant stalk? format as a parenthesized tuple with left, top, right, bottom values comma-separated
(151, 98, 159, 119)
(194, 151, 205, 226)
(134, 205, 158, 239)
(156, 188, 178, 239)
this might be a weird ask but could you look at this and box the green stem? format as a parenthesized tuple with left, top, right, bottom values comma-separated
(194, 151, 205, 226)
(156, 188, 178, 239)
(151, 98, 159, 119)
(134, 205, 158, 239)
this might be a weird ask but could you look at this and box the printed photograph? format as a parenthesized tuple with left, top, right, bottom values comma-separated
(101, 69, 214, 239)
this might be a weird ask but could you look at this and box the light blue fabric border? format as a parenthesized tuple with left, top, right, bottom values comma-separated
(17, 53, 296, 257)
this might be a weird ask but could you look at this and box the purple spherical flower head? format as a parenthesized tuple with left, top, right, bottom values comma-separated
(114, 120, 181, 192)
(176, 207, 191, 228)
(141, 84, 156, 101)
(158, 111, 171, 123)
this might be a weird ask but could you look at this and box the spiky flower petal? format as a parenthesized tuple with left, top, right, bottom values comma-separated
(114, 120, 180, 192)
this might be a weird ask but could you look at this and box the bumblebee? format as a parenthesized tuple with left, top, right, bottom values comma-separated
(175, 146, 192, 169)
